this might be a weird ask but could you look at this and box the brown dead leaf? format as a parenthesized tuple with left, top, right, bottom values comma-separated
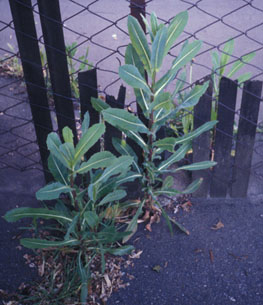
(142, 210, 150, 221)
(164, 261, 168, 268)
(209, 249, 214, 263)
(38, 260, 45, 277)
(145, 223, 152, 232)
(152, 265, 162, 273)
(181, 201, 192, 212)
(211, 220, 224, 230)
(129, 250, 143, 259)
(103, 274, 111, 288)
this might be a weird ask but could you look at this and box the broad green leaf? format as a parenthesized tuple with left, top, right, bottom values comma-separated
(172, 71, 186, 98)
(176, 82, 209, 111)
(162, 175, 174, 189)
(4, 207, 73, 223)
(48, 155, 69, 185)
(175, 161, 217, 172)
(237, 72, 251, 84)
(36, 182, 72, 200)
(119, 65, 151, 95)
(211, 51, 220, 72)
(169, 217, 190, 235)
(102, 108, 148, 134)
(123, 200, 144, 243)
(154, 188, 181, 196)
(112, 138, 138, 161)
(227, 52, 255, 78)
(124, 130, 148, 151)
(81, 111, 90, 134)
(171, 40, 202, 71)
(220, 38, 234, 76)
(20, 238, 80, 249)
(154, 137, 176, 152)
(96, 172, 142, 201)
(171, 120, 218, 145)
(150, 92, 173, 111)
(84, 211, 99, 229)
(47, 132, 70, 168)
(153, 108, 178, 129)
(59, 142, 75, 165)
(94, 156, 133, 185)
(154, 68, 177, 97)
(77, 252, 89, 304)
(74, 123, 105, 164)
(140, 14, 154, 42)
(91, 97, 110, 113)
(115, 172, 143, 185)
(165, 11, 188, 54)
(96, 227, 131, 243)
(134, 88, 150, 112)
(112, 137, 140, 173)
(65, 214, 79, 240)
(182, 178, 203, 194)
(76, 151, 116, 174)
(127, 15, 151, 72)
(98, 190, 127, 206)
(150, 12, 158, 36)
(125, 43, 145, 77)
(62, 127, 73, 144)
(87, 182, 99, 202)
(154, 201, 173, 235)
(158, 142, 191, 171)
(107, 245, 135, 256)
(151, 26, 167, 71)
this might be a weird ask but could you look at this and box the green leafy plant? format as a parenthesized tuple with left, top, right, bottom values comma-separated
(66, 42, 92, 98)
(0, 43, 23, 77)
(92, 11, 217, 232)
(39, 42, 92, 99)
(211, 39, 255, 121)
(4, 112, 139, 304)
(170, 39, 256, 136)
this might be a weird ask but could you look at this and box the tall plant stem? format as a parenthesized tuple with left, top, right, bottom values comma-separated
(70, 173, 78, 211)
(144, 71, 156, 209)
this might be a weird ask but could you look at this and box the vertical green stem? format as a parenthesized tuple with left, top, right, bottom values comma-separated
(70, 173, 78, 211)
(144, 71, 156, 208)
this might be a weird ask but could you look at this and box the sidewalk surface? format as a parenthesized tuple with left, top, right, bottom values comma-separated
(1, 168, 263, 305)
(108, 198, 263, 305)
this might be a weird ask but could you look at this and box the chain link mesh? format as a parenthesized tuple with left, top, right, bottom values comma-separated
(0, 0, 262, 197)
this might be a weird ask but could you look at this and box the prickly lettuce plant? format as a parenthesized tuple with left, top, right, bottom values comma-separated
(4, 112, 139, 304)
(92, 11, 217, 232)
(211, 39, 255, 121)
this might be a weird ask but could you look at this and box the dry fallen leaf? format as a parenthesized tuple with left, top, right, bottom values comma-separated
(181, 201, 192, 212)
(209, 249, 214, 263)
(129, 250, 143, 259)
(104, 274, 111, 288)
(152, 265, 162, 273)
(211, 220, 224, 230)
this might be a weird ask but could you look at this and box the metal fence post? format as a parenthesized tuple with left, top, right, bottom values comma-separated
(210, 77, 238, 198)
(231, 81, 262, 198)
(78, 69, 100, 160)
(130, 0, 146, 31)
(9, 0, 53, 182)
(192, 76, 213, 198)
(37, 0, 77, 143)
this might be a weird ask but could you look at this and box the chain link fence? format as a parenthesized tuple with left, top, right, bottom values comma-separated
(0, 0, 263, 198)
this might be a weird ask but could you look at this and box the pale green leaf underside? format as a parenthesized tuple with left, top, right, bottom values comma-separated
(4, 207, 73, 223)
(102, 108, 148, 134)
